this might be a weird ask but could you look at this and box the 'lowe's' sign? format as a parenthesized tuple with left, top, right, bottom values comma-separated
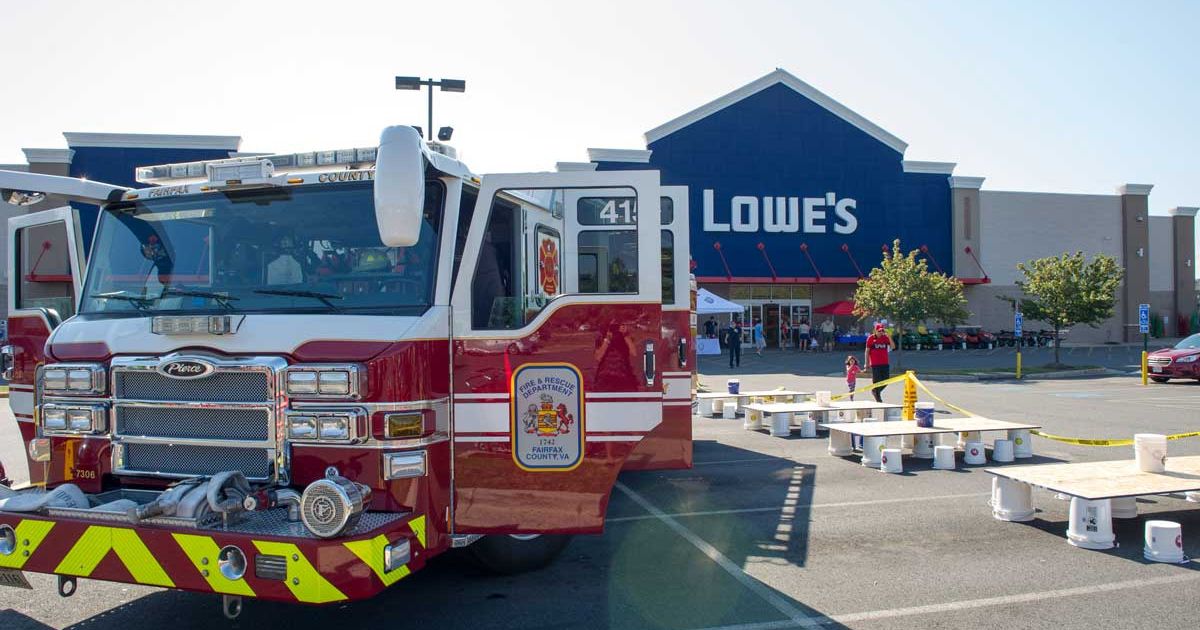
(595, 78, 952, 280)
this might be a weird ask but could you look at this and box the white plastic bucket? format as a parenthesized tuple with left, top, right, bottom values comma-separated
(964, 441, 987, 465)
(800, 417, 817, 438)
(698, 398, 714, 417)
(880, 448, 903, 474)
(862, 436, 886, 467)
(828, 431, 853, 456)
(1134, 434, 1167, 473)
(1067, 497, 1115, 550)
(815, 390, 832, 406)
(884, 408, 902, 422)
(914, 402, 935, 428)
(938, 432, 959, 448)
(912, 435, 935, 459)
(932, 445, 956, 470)
(991, 477, 1035, 522)
(770, 412, 793, 437)
(723, 401, 739, 420)
(1144, 520, 1186, 563)
(992, 439, 1015, 463)
(727, 378, 740, 394)
(1008, 429, 1033, 458)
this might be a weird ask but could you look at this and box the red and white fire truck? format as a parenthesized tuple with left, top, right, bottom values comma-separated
(0, 126, 694, 615)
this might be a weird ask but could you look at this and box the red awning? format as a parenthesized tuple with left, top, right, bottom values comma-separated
(813, 300, 856, 315)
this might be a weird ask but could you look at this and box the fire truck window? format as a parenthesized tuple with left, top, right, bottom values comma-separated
(576, 231, 638, 294)
(452, 186, 478, 290)
(15, 221, 76, 320)
(471, 196, 521, 329)
(661, 230, 675, 305)
(660, 196, 674, 225)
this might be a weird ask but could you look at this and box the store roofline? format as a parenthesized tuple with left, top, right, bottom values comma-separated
(62, 132, 242, 150)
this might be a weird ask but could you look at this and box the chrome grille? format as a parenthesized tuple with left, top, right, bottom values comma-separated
(115, 405, 270, 441)
(120, 443, 272, 478)
(114, 370, 271, 402)
(1147, 356, 1171, 366)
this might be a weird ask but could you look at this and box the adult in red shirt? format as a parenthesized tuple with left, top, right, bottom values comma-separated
(863, 323, 896, 402)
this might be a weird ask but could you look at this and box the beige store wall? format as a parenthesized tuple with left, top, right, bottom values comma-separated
(974, 190, 1125, 343)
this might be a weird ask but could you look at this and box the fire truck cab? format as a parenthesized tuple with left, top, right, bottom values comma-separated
(0, 126, 694, 611)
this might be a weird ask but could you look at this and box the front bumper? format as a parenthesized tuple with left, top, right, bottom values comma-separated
(1148, 360, 1200, 379)
(0, 506, 428, 604)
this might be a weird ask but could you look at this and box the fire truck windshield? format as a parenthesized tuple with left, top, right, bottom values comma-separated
(80, 180, 444, 316)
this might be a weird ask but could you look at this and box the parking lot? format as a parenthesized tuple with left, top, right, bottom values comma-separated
(2, 367, 1199, 629)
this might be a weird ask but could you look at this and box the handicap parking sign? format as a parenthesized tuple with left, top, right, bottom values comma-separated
(1138, 303, 1150, 334)
(1014, 312, 1023, 337)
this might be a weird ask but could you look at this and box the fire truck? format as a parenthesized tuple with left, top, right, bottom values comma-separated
(0, 126, 695, 616)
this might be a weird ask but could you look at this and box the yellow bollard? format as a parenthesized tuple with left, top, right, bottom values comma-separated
(1016, 350, 1022, 380)
(902, 370, 917, 420)
(1141, 350, 1148, 386)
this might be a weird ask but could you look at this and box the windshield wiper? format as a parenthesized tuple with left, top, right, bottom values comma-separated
(253, 288, 343, 312)
(161, 287, 239, 311)
(92, 291, 155, 312)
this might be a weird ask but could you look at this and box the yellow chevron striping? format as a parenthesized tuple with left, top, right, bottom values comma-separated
(54, 526, 174, 587)
(343, 534, 410, 587)
(252, 540, 346, 604)
(407, 515, 426, 548)
(0, 519, 55, 569)
(172, 533, 256, 596)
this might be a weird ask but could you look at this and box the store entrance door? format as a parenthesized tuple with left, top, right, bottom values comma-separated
(764, 303, 780, 347)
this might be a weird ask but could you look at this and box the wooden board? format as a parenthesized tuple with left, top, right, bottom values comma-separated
(696, 390, 809, 400)
(742, 402, 833, 414)
(826, 401, 902, 411)
(987, 455, 1200, 500)
(820, 421, 952, 437)
(934, 417, 1040, 432)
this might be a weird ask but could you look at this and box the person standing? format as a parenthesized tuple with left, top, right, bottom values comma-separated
(727, 318, 744, 368)
(753, 319, 766, 356)
(797, 319, 811, 352)
(864, 323, 896, 402)
(704, 316, 717, 339)
(820, 318, 836, 352)
(845, 356, 862, 401)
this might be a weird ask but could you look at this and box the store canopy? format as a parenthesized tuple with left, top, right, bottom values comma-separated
(696, 289, 743, 314)
(813, 300, 857, 316)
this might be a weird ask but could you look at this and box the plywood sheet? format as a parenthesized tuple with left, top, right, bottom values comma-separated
(987, 455, 1200, 500)
(743, 402, 833, 414)
(827, 401, 902, 411)
(933, 417, 1041, 432)
(820, 421, 951, 437)
(696, 390, 809, 400)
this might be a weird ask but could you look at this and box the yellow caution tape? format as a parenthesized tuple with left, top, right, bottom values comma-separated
(909, 373, 1200, 447)
(829, 372, 910, 402)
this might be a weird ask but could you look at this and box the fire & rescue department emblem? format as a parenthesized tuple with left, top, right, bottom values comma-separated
(510, 363, 584, 471)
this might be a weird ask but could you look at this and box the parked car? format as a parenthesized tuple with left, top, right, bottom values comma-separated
(1147, 333, 1200, 382)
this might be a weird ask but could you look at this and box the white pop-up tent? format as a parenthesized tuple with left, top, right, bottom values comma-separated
(696, 289, 742, 315)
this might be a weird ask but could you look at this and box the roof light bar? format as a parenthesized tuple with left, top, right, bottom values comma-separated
(135, 147, 379, 185)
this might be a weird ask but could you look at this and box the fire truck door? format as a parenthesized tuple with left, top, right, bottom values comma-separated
(622, 185, 693, 470)
(450, 170, 662, 534)
(5, 207, 86, 485)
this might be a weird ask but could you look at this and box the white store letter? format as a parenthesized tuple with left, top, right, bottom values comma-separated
(703, 189, 729, 232)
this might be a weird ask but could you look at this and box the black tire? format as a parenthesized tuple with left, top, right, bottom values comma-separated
(469, 534, 572, 575)
(1150, 377, 1169, 383)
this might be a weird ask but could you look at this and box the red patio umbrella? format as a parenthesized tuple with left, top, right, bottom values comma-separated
(813, 300, 856, 316)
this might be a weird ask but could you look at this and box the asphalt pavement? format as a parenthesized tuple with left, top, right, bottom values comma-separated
(2, 364, 1199, 629)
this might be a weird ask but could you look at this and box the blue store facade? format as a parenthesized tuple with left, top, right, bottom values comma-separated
(571, 69, 982, 346)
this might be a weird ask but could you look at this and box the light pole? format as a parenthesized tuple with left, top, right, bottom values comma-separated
(394, 76, 466, 141)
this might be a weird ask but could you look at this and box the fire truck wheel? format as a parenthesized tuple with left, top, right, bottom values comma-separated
(469, 534, 572, 575)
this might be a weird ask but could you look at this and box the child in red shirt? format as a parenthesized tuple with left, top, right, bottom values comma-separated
(845, 356, 862, 401)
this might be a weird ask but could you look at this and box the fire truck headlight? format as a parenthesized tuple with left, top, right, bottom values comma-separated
(40, 404, 106, 435)
(217, 545, 247, 581)
(42, 407, 68, 431)
(27, 438, 51, 463)
(284, 365, 362, 398)
(384, 412, 424, 439)
(384, 538, 410, 572)
(40, 364, 105, 395)
(286, 371, 319, 395)
(287, 415, 317, 440)
(319, 416, 350, 441)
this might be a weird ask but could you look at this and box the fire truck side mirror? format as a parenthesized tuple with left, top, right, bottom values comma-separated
(373, 125, 427, 247)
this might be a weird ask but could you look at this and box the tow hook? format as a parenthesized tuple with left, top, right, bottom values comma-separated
(222, 594, 243, 619)
(57, 575, 77, 598)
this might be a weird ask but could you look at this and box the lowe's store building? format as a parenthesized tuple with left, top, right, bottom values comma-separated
(4, 69, 1196, 344)
(560, 69, 1196, 345)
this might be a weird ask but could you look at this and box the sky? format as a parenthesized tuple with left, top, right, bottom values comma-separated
(1, 0, 1197, 273)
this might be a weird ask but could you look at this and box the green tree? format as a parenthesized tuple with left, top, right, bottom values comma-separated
(853, 239, 969, 364)
(1006, 251, 1123, 366)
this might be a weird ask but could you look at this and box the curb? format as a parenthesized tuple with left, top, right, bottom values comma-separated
(916, 367, 1111, 382)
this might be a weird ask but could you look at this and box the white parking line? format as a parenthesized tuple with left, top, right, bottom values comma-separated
(607, 492, 987, 524)
(615, 481, 822, 627)
(693, 572, 1200, 630)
